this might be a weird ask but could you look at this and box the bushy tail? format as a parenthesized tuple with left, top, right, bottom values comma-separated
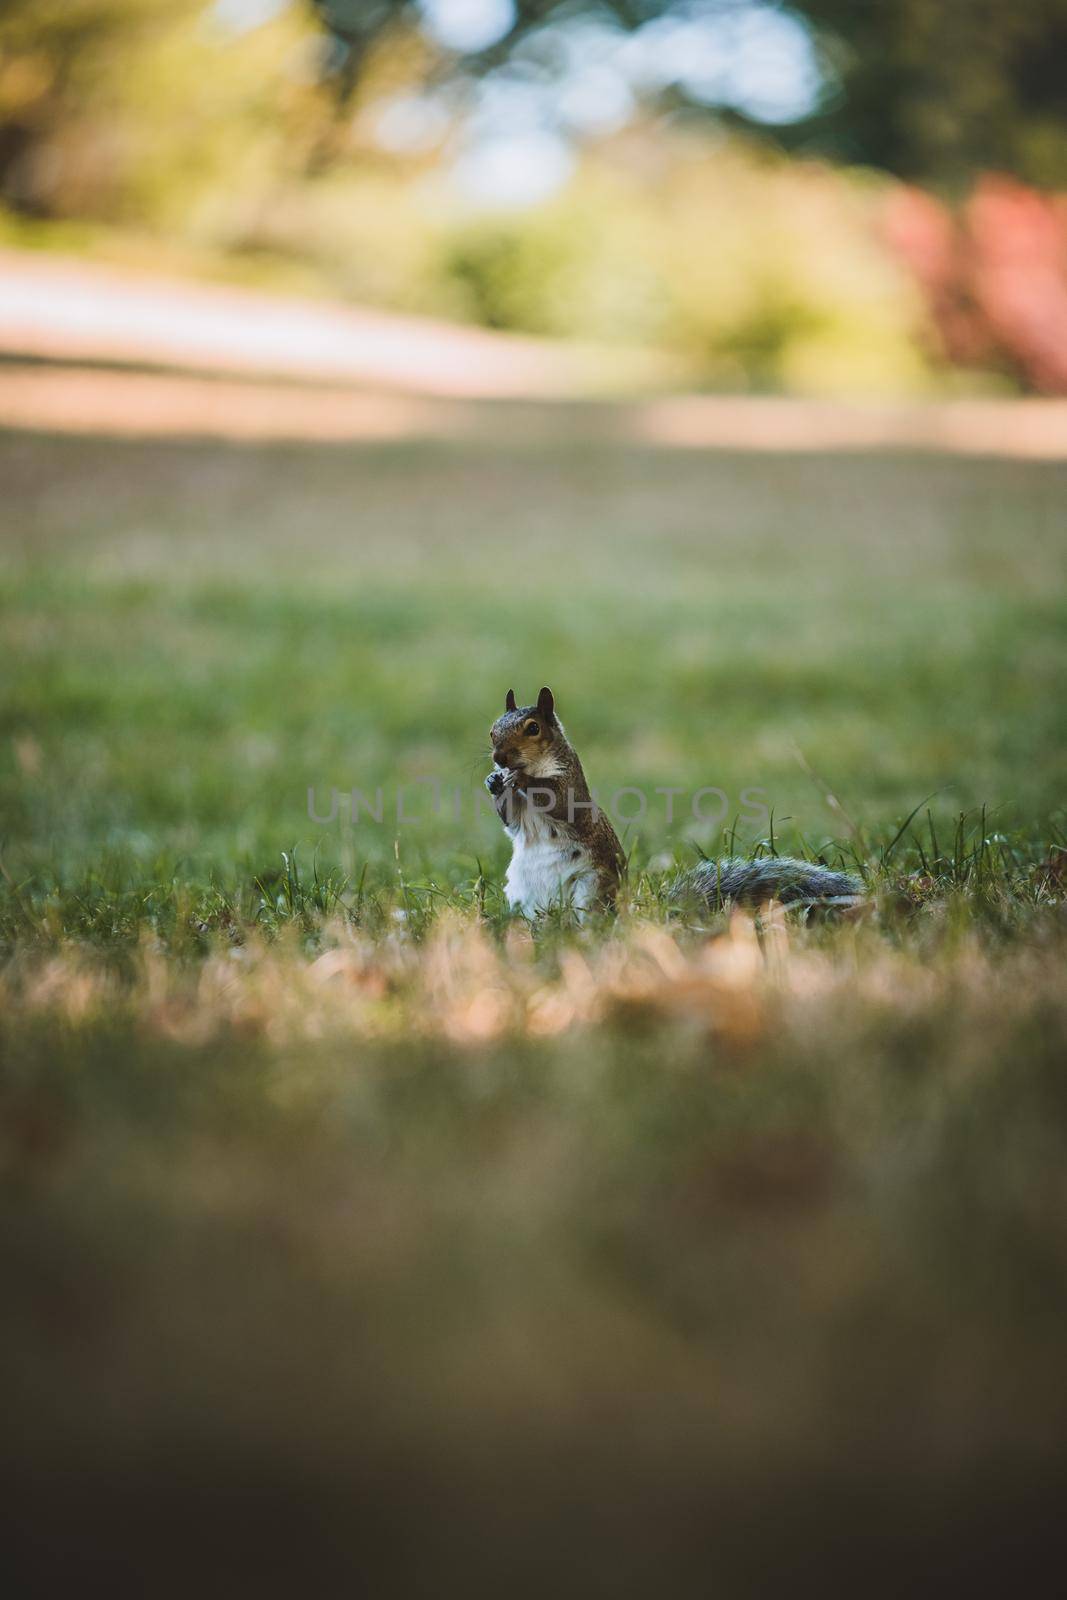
(676, 856, 863, 910)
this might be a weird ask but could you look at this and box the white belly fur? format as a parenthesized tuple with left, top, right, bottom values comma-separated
(504, 832, 597, 917)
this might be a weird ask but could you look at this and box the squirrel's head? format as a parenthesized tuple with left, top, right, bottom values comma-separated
(490, 687, 558, 772)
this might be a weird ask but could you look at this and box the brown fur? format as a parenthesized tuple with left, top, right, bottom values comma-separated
(490, 687, 624, 908)
(489, 688, 863, 916)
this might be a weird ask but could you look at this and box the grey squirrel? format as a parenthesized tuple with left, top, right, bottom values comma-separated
(486, 687, 862, 917)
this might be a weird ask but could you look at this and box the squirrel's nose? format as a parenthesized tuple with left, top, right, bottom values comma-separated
(494, 750, 511, 768)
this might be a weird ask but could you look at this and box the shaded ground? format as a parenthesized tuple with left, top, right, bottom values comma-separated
(3, 359, 1067, 455)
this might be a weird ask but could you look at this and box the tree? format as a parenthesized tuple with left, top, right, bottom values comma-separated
(778, 0, 1067, 190)
(310, 0, 1067, 190)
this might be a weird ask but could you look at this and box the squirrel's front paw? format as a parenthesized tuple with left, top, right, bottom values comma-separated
(485, 769, 506, 797)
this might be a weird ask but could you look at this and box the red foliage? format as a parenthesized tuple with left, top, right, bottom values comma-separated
(886, 176, 1067, 393)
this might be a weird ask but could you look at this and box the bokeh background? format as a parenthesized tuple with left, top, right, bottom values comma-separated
(2, 5, 1067, 1594)
(3, 0, 1067, 393)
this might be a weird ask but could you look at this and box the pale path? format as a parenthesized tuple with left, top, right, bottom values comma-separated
(0, 249, 661, 399)
(1, 250, 1066, 457)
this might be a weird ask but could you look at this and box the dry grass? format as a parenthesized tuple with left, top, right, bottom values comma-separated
(4, 898, 1067, 1594)
(4, 898, 1063, 1056)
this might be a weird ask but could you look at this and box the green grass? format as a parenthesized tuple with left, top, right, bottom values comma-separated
(2, 430, 1065, 894)
(1, 425, 1066, 1588)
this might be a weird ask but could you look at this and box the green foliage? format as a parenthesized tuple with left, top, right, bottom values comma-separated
(3, 0, 1062, 392)
(310, 0, 1067, 188)
(0, 0, 336, 222)
(784, 0, 1067, 190)
(3, 0, 1064, 233)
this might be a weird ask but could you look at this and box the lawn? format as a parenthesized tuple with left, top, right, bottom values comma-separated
(2, 422, 1066, 1590)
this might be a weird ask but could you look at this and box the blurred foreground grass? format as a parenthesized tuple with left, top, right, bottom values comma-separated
(1, 423, 1066, 1590)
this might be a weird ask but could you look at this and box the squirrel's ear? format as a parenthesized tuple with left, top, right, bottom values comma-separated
(505, 688, 516, 712)
(537, 686, 555, 722)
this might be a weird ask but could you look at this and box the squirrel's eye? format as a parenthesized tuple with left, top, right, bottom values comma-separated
(524, 721, 540, 736)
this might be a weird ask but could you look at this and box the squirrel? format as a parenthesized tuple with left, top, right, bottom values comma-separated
(486, 687, 862, 918)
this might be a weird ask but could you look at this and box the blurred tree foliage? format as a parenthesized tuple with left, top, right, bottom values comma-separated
(311, 0, 1067, 189)
(0, 1, 347, 221)
(0, 1, 201, 215)
(0, 1, 1062, 392)
(783, 0, 1067, 189)
(3, 2, 1063, 221)
(434, 141, 926, 393)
